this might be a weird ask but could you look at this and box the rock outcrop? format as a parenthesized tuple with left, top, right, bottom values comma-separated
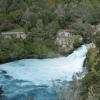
(56, 30, 83, 54)
(0, 32, 26, 39)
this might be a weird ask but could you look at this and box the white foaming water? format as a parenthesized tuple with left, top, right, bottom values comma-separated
(0, 45, 88, 85)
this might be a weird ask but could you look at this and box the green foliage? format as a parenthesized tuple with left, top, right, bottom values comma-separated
(65, 35, 82, 48)
(8, 10, 24, 24)
(0, 0, 99, 33)
(87, 48, 98, 69)
(79, 0, 100, 25)
(0, 34, 59, 63)
(24, 22, 31, 33)
(45, 21, 60, 35)
(72, 35, 82, 48)
(0, 38, 25, 62)
(34, 19, 44, 33)
(71, 22, 94, 42)
(82, 72, 98, 87)
(95, 34, 100, 49)
(81, 32, 100, 100)
(10, 27, 25, 32)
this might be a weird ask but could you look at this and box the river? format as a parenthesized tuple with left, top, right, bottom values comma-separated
(0, 44, 89, 100)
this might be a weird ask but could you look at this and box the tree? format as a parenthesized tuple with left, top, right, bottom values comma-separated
(0, 0, 12, 14)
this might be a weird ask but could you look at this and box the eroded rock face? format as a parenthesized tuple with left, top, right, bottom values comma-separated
(56, 30, 72, 48)
(91, 24, 100, 35)
(56, 30, 82, 54)
(87, 43, 96, 49)
(95, 24, 100, 33)
(0, 32, 26, 39)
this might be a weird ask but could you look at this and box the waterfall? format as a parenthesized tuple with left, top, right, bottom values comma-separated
(0, 44, 89, 100)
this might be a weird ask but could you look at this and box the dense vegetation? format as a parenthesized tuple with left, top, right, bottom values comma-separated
(81, 34, 100, 100)
(0, 36, 60, 63)
(0, 0, 100, 33)
(0, 0, 91, 63)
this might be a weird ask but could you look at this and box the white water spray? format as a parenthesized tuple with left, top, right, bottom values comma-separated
(0, 45, 89, 85)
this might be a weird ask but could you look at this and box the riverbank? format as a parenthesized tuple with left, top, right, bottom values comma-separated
(79, 34, 100, 99)
(0, 32, 83, 64)
(0, 46, 78, 64)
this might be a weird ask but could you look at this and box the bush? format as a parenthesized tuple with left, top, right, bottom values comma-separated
(8, 10, 24, 24)
(86, 48, 97, 70)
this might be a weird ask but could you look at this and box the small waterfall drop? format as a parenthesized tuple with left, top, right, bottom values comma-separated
(0, 44, 89, 100)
